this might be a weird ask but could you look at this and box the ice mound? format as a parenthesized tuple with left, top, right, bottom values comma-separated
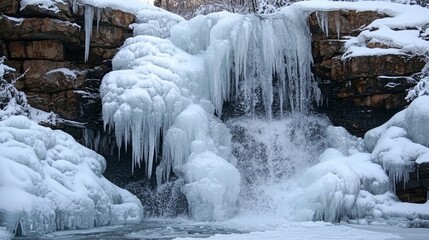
(162, 104, 240, 221)
(365, 95, 429, 187)
(0, 116, 143, 236)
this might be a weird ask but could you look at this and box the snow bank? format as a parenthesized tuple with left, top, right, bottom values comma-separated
(0, 116, 143, 236)
(364, 95, 429, 188)
(0, 227, 12, 240)
(258, 148, 391, 222)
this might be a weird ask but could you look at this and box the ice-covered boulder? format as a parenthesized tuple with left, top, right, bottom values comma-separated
(364, 95, 429, 188)
(0, 116, 143, 236)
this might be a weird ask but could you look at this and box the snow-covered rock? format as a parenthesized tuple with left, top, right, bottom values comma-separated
(0, 116, 143, 236)
(365, 95, 429, 188)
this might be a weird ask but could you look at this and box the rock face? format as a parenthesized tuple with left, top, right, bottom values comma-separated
(0, 0, 134, 133)
(310, 10, 426, 137)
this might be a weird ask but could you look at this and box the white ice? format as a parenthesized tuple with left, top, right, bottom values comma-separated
(0, 116, 143, 236)
(20, 0, 63, 13)
(365, 95, 429, 188)
(175, 222, 400, 240)
(98, 0, 429, 223)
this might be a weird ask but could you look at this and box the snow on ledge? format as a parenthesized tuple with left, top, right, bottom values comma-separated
(289, 1, 429, 59)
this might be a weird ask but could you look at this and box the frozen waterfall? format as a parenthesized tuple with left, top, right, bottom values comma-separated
(99, 0, 429, 223)
(100, 6, 321, 220)
(101, 8, 319, 181)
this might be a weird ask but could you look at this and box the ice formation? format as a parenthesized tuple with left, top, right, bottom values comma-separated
(0, 116, 143, 236)
(84, 4, 95, 62)
(101, 3, 318, 180)
(365, 95, 429, 189)
(97, 0, 429, 222)
(79, 0, 183, 62)
(100, 2, 324, 220)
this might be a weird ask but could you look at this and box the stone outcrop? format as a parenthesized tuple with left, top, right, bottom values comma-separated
(310, 10, 428, 203)
(0, 0, 134, 129)
(310, 10, 426, 137)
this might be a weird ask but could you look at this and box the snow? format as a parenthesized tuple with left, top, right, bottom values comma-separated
(20, 0, 63, 13)
(364, 95, 429, 189)
(175, 222, 400, 240)
(184, 151, 241, 221)
(0, 227, 12, 240)
(281, 1, 429, 59)
(3, 16, 24, 25)
(76, 0, 182, 61)
(3, 0, 429, 231)
(0, 116, 143, 236)
(46, 68, 78, 79)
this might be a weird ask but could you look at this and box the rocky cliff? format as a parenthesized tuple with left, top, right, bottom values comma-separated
(1, 0, 134, 137)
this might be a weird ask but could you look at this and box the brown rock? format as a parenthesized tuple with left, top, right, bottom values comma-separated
(80, 25, 132, 47)
(352, 93, 406, 109)
(0, 16, 81, 43)
(21, 60, 85, 93)
(330, 57, 346, 81)
(99, 8, 135, 28)
(9, 40, 64, 60)
(20, 0, 73, 21)
(319, 39, 345, 59)
(309, 10, 387, 38)
(367, 41, 390, 49)
(4, 60, 22, 72)
(74, 6, 135, 28)
(89, 47, 118, 62)
(26, 89, 101, 122)
(342, 54, 426, 78)
(0, 0, 19, 15)
(25, 92, 52, 112)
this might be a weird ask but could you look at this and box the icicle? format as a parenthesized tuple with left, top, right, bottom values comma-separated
(84, 5, 94, 63)
(316, 11, 329, 37)
(96, 8, 101, 35)
(71, 0, 78, 14)
(335, 12, 341, 39)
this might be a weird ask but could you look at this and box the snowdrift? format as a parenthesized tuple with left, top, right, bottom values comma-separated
(0, 116, 143, 236)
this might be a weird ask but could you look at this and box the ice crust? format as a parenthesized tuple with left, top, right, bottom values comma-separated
(0, 116, 143, 236)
